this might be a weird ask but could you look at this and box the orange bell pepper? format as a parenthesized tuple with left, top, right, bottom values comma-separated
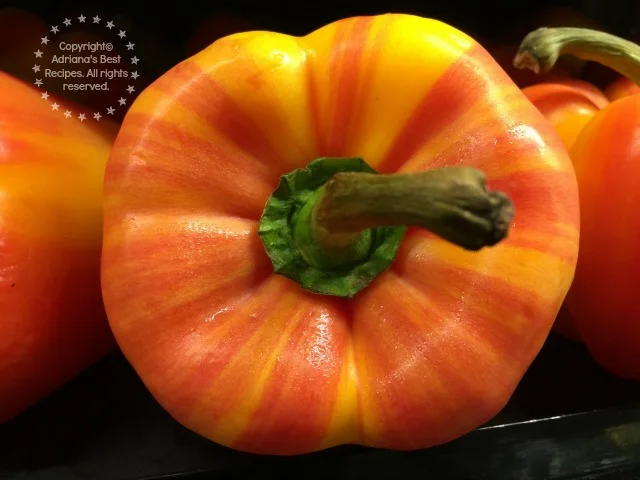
(515, 27, 640, 379)
(0, 72, 118, 421)
(101, 14, 578, 454)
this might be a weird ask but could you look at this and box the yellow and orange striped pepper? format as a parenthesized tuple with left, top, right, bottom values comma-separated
(101, 14, 579, 455)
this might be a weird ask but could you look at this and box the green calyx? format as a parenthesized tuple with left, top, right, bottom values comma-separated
(258, 157, 406, 298)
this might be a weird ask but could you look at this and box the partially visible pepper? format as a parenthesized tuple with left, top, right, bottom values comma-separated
(515, 27, 640, 379)
(0, 72, 118, 421)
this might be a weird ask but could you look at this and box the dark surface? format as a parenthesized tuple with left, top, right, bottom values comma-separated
(2, 334, 640, 480)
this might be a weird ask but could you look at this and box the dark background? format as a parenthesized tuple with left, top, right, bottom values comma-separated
(3, 0, 640, 117)
(6, 0, 640, 39)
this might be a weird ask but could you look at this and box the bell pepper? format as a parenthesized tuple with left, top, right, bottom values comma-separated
(101, 14, 579, 454)
(0, 72, 118, 421)
(515, 27, 640, 379)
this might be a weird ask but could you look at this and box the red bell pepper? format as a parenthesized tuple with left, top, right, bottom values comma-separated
(101, 14, 578, 454)
(0, 72, 118, 421)
(515, 27, 640, 379)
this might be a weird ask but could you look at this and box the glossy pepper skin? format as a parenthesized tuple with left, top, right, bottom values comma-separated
(0, 73, 117, 421)
(521, 80, 609, 342)
(522, 80, 609, 150)
(101, 15, 579, 455)
(563, 95, 640, 379)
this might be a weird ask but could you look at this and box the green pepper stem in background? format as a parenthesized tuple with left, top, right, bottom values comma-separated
(513, 27, 640, 85)
(259, 158, 514, 298)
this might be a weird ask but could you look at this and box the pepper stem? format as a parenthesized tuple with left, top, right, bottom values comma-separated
(318, 167, 514, 248)
(258, 158, 514, 298)
(513, 27, 640, 85)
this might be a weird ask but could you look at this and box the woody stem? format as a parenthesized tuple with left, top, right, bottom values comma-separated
(292, 166, 514, 271)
